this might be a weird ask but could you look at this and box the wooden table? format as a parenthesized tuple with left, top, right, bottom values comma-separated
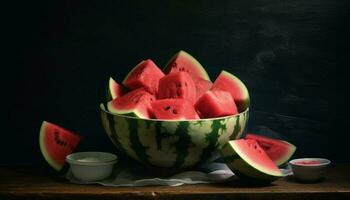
(1, 165, 349, 200)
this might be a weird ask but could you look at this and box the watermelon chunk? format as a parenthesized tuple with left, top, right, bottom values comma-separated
(151, 99, 199, 120)
(123, 59, 164, 94)
(245, 134, 296, 166)
(195, 90, 238, 118)
(39, 121, 81, 171)
(106, 77, 125, 101)
(164, 50, 210, 81)
(195, 78, 213, 100)
(212, 70, 250, 112)
(220, 139, 283, 182)
(157, 72, 197, 104)
(107, 88, 155, 119)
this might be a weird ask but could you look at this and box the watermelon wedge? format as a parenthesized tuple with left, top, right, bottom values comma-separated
(151, 99, 199, 120)
(195, 78, 212, 100)
(39, 121, 81, 171)
(157, 72, 197, 104)
(164, 50, 210, 81)
(123, 59, 164, 94)
(107, 88, 155, 119)
(220, 139, 283, 182)
(106, 77, 125, 101)
(195, 90, 238, 118)
(245, 134, 296, 166)
(211, 70, 250, 112)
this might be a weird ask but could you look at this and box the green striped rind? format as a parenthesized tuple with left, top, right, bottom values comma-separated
(100, 104, 249, 169)
(220, 140, 283, 181)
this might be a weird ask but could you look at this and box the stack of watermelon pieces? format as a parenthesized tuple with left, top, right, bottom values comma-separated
(106, 50, 250, 120)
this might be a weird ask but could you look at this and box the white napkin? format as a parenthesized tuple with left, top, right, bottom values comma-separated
(66, 161, 292, 187)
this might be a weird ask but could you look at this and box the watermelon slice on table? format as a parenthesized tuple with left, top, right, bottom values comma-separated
(164, 50, 211, 81)
(157, 72, 197, 104)
(220, 139, 283, 182)
(39, 121, 81, 171)
(211, 70, 250, 112)
(107, 88, 155, 119)
(151, 99, 199, 120)
(245, 134, 296, 166)
(106, 77, 125, 101)
(123, 59, 164, 94)
(195, 90, 238, 118)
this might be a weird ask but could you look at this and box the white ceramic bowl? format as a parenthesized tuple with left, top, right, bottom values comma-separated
(66, 152, 117, 182)
(289, 158, 331, 182)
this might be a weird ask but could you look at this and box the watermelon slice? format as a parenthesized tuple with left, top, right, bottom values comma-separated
(164, 50, 210, 81)
(195, 90, 238, 118)
(106, 77, 125, 100)
(195, 78, 212, 100)
(220, 139, 283, 182)
(151, 99, 199, 120)
(245, 134, 296, 166)
(123, 59, 164, 94)
(157, 72, 197, 104)
(211, 70, 250, 112)
(39, 121, 81, 171)
(107, 88, 155, 119)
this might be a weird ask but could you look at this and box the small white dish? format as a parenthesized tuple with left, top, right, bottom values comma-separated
(66, 151, 117, 182)
(289, 158, 331, 182)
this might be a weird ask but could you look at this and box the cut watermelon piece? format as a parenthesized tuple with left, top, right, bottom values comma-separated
(39, 121, 81, 171)
(195, 90, 238, 118)
(164, 50, 210, 81)
(107, 88, 155, 119)
(245, 134, 296, 166)
(106, 77, 125, 101)
(195, 78, 212, 100)
(123, 59, 164, 94)
(157, 72, 197, 104)
(151, 99, 199, 120)
(211, 70, 250, 112)
(220, 139, 283, 182)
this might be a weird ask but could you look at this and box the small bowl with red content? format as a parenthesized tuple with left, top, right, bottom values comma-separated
(289, 158, 331, 182)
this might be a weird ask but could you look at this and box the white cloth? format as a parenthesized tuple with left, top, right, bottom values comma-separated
(66, 161, 292, 187)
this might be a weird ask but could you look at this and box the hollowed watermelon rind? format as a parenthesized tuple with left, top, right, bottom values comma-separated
(220, 140, 283, 181)
(99, 103, 249, 169)
(164, 50, 211, 81)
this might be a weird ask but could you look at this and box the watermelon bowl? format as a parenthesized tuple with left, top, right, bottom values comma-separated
(99, 103, 249, 173)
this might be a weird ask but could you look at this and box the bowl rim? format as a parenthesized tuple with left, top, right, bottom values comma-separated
(66, 151, 118, 166)
(289, 158, 331, 167)
(99, 103, 249, 122)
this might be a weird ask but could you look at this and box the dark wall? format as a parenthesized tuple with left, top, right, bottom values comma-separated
(4, 0, 349, 164)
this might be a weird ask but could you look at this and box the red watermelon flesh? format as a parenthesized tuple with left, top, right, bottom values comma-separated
(157, 72, 197, 104)
(39, 121, 81, 171)
(195, 78, 213, 100)
(195, 90, 238, 118)
(151, 99, 199, 120)
(245, 134, 296, 166)
(211, 70, 250, 112)
(164, 50, 211, 81)
(107, 88, 155, 119)
(108, 77, 125, 100)
(123, 59, 164, 94)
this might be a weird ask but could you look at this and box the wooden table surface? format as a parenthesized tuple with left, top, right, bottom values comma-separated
(1, 164, 349, 200)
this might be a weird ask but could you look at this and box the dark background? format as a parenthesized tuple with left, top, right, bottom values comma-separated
(3, 0, 349, 165)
